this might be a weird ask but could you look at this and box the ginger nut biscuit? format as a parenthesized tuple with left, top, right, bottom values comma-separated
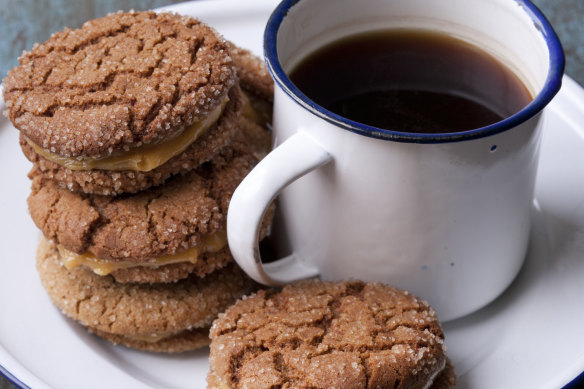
(208, 280, 456, 389)
(228, 42, 274, 102)
(27, 138, 270, 284)
(19, 85, 243, 195)
(3, 11, 240, 195)
(36, 237, 258, 353)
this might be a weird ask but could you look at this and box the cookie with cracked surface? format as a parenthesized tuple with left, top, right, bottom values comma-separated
(19, 84, 243, 195)
(228, 42, 274, 136)
(207, 360, 456, 389)
(17, 38, 278, 196)
(228, 42, 274, 102)
(3, 10, 235, 158)
(27, 131, 270, 283)
(36, 237, 258, 353)
(208, 280, 455, 389)
(3, 10, 242, 195)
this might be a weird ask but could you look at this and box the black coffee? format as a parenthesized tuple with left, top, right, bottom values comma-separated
(289, 30, 532, 133)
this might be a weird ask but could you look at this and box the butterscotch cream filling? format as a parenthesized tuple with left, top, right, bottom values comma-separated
(57, 230, 227, 276)
(26, 98, 228, 172)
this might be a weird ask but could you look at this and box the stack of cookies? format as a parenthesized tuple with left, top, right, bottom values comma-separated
(2, 11, 273, 353)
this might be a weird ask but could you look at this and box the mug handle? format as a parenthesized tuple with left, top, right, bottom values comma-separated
(227, 131, 332, 285)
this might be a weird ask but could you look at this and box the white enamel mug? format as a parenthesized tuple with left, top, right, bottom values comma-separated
(227, 0, 564, 320)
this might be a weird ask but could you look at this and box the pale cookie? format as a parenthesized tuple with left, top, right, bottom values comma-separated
(208, 280, 455, 389)
(36, 237, 257, 353)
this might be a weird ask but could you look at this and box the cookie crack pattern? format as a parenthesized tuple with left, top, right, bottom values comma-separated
(61, 24, 132, 57)
(145, 194, 163, 249)
(73, 294, 95, 328)
(26, 134, 259, 264)
(16, 60, 247, 198)
(210, 281, 447, 389)
(229, 349, 245, 385)
(39, 188, 61, 233)
(83, 211, 108, 254)
(99, 293, 119, 333)
(360, 353, 371, 389)
(3, 11, 235, 158)
(82, 195, 113, 254)
(40, 67, 55, 89)
(190, 39, 204, 67)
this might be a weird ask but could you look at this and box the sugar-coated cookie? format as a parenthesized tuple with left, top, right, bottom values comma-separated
(28, 145, 264, 283)
(3, 11, 241, 195)
(18, 85, 243, 195)
(208, 280, 455, 389)
(36, 237, 257, 353)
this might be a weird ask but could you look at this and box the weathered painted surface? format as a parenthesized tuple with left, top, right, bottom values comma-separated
(1, 0, 581, 84)
(532, 0, 584, 85)
(0, 0, 184, 80)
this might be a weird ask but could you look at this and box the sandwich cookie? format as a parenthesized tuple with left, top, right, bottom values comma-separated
(25, 39, 274, 284)
(27, 137, 269, 284)
(208, 280, 456, 389)
(36, 238, 257, 353)
(3, 11, 241, 195)
(227, 43, 274, 161)
(227, 42, 274, 105)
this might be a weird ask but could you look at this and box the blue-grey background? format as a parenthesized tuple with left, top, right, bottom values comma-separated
(0, 0, 582, 388)
(1, 0, 583, 84)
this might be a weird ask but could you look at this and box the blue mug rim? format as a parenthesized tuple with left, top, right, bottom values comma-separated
(263, 0, 565, 144)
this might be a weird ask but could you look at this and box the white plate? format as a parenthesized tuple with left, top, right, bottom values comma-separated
(1, 1, 583, 388)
